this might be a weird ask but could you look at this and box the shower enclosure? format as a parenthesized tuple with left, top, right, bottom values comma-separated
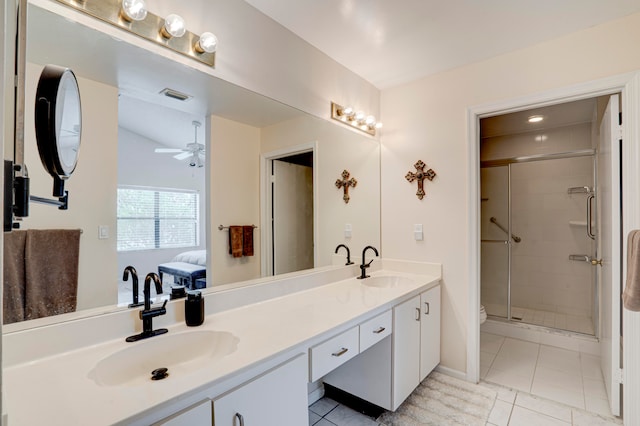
(480, 152, 598, 336)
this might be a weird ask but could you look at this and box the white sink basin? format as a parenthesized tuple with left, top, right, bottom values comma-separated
(88, 330, 239, 387)
(362, 275, 416, 288)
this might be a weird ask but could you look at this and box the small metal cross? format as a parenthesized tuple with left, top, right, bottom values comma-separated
(405, 160, 436, 200)
(335, 170, 357, 203)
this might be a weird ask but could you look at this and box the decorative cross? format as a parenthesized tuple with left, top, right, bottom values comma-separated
(335, 170, 358, 203)
(405, 160, 436, 200)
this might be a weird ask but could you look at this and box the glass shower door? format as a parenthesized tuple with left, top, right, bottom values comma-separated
(480, 166, 510, 319)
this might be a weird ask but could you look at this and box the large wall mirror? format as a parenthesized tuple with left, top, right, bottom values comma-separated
(3, 2, 381, 330)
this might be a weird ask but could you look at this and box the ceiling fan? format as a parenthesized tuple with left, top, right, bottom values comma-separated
(154, 120, 205, 167)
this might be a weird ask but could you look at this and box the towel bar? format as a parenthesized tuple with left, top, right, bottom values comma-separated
(218, 224, 258, 230)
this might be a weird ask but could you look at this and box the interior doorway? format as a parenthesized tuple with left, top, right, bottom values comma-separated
(261, 144, 315, 277)
(477, 94, 623, 416)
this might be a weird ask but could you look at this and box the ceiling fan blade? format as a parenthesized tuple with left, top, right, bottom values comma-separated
(155, 148, 184, 153)
(173, 151, 192, 160)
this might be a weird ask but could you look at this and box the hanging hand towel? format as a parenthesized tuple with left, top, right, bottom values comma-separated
(242, 226, 254, 257)
(3, 230, 28, 324)
(623, 229, 640, 311)
(24, 229, 81, 320)
(228, 226, 243, 258)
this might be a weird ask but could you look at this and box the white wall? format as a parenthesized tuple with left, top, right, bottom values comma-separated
(381, 12, 640, 373)
(144, 0, 380, 122)
(261, 115, 381, 267)
(210, 115, 262, 285)
(117, 127, 206, 283)
(23, 63, 118, 310)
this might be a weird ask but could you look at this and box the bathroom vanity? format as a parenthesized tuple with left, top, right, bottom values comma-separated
(3, 260, 441, 425)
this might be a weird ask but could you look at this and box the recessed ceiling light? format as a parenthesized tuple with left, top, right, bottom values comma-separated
(528, 115, 544, 123)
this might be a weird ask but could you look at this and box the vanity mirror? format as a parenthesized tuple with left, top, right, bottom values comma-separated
(3, 1, 381, 329)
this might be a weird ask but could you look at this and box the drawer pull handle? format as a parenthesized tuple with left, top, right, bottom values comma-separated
(332, 347, 349, 357)
(373, 326, 386, 334)
(424, 302, 430, 315)
(235, 413, 244, 426)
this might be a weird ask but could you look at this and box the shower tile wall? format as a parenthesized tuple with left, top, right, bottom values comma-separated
(481, 123, 596, 333)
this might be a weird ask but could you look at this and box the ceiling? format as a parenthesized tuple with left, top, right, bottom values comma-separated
(245, 0, 640, 89)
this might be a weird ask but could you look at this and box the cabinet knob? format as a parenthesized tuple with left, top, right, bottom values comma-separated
(235, 412, 245, 426)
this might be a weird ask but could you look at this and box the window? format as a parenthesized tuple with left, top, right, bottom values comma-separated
(117, 186, 199, 252)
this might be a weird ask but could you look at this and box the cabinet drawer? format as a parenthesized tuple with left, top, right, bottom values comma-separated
(310, 326, 359, 381)
(359, 310, 392, 352)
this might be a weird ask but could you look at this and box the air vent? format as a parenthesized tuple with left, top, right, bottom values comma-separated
(159, 88, 193, 102)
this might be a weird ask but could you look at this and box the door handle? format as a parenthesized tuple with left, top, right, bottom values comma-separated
(587, 194, 595, 240)
(235, 413, 244, 426)
(415, 307, 420, 321)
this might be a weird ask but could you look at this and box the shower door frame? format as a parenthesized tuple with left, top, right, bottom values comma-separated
(480, 149, 597, 330)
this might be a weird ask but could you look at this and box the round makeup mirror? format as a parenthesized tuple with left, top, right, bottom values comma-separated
(34, 64, 82, 197)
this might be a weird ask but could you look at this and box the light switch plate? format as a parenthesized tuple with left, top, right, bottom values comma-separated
(99, 225, 109, 239)
(414, 224, 423, 241)
(344, 223, 352, 238)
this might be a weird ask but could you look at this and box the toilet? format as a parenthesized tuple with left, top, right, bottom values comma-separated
(480, 305, 487, 324)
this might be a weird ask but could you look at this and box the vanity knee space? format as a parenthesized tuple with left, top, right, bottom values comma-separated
(320, 284, 441, 411)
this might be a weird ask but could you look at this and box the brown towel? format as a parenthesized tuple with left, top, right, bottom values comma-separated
(3, 230, 28, 324)
(623, 229, 640, 311)
(229, 226, 243, 258)
(24, 229, 81, 320)
(243, 226, 254, 257)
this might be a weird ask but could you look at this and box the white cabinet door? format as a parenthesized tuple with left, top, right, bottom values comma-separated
(213, 354, 308, 426)
(392, 295, 421, 410)
(420, 285, 441, 381)
(154, 400, 212, 426)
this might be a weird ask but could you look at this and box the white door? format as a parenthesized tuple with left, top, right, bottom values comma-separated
(598, 94, 622, 416)
(273, 159, 314, 275)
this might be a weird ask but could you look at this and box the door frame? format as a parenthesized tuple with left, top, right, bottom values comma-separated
(259, 142, 318, 277)
(467, 72, 640, 421)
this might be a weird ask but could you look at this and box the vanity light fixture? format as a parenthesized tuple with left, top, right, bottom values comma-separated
(160, 13, 186, 39)
(52, 0, 217, 67)
(528, 115, 544, 123)
(331, 102, 382, 136)
(195, 32, 219, 54)
(120, 0, 147, 22)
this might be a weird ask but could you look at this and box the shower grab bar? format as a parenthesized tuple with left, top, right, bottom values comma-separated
(490, 217, 521, 243)
(587, 194, 595, 240)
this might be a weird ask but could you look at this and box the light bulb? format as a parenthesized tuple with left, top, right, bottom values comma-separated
(365, 115, 376, 126)
(528, 115, 544, 123)
(355, 111, 365, 122)
(161, 14, 186, 38)
(375, 122, 383, 129)
(121, 0, 147, 22)
(196, 32, 218, 53)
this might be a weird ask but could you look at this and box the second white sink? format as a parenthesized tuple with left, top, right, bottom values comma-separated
(362, 275, 416, 288)
(88, 330, 239, 387)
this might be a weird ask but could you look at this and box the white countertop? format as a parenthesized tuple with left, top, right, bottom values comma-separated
(4, 266, 440, 425)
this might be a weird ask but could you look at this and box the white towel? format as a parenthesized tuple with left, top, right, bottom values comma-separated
(623, 230, 640, 311)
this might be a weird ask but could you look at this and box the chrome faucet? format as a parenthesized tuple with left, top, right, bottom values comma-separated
(358, 246, 379, 279)
(126, 273, 168, 342)
(335, 244, 354, 265)
(123, 265, 143, 308)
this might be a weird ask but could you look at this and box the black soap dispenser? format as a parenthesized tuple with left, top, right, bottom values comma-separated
(185, 290, 204, 326)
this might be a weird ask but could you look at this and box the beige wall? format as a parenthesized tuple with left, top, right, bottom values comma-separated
(23, 63, 118, 310)
(261, 115, 381, 267)
(380, 12, 640, 373)
(209, 115, 261, 285)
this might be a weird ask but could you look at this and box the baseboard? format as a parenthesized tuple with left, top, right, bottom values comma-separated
(434, 365, 467, 382)
(307, 383, 325, 406)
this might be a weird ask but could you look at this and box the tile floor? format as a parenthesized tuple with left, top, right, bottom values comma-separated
(308, 379, 622, 426)
(481, 332, 613, 417)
